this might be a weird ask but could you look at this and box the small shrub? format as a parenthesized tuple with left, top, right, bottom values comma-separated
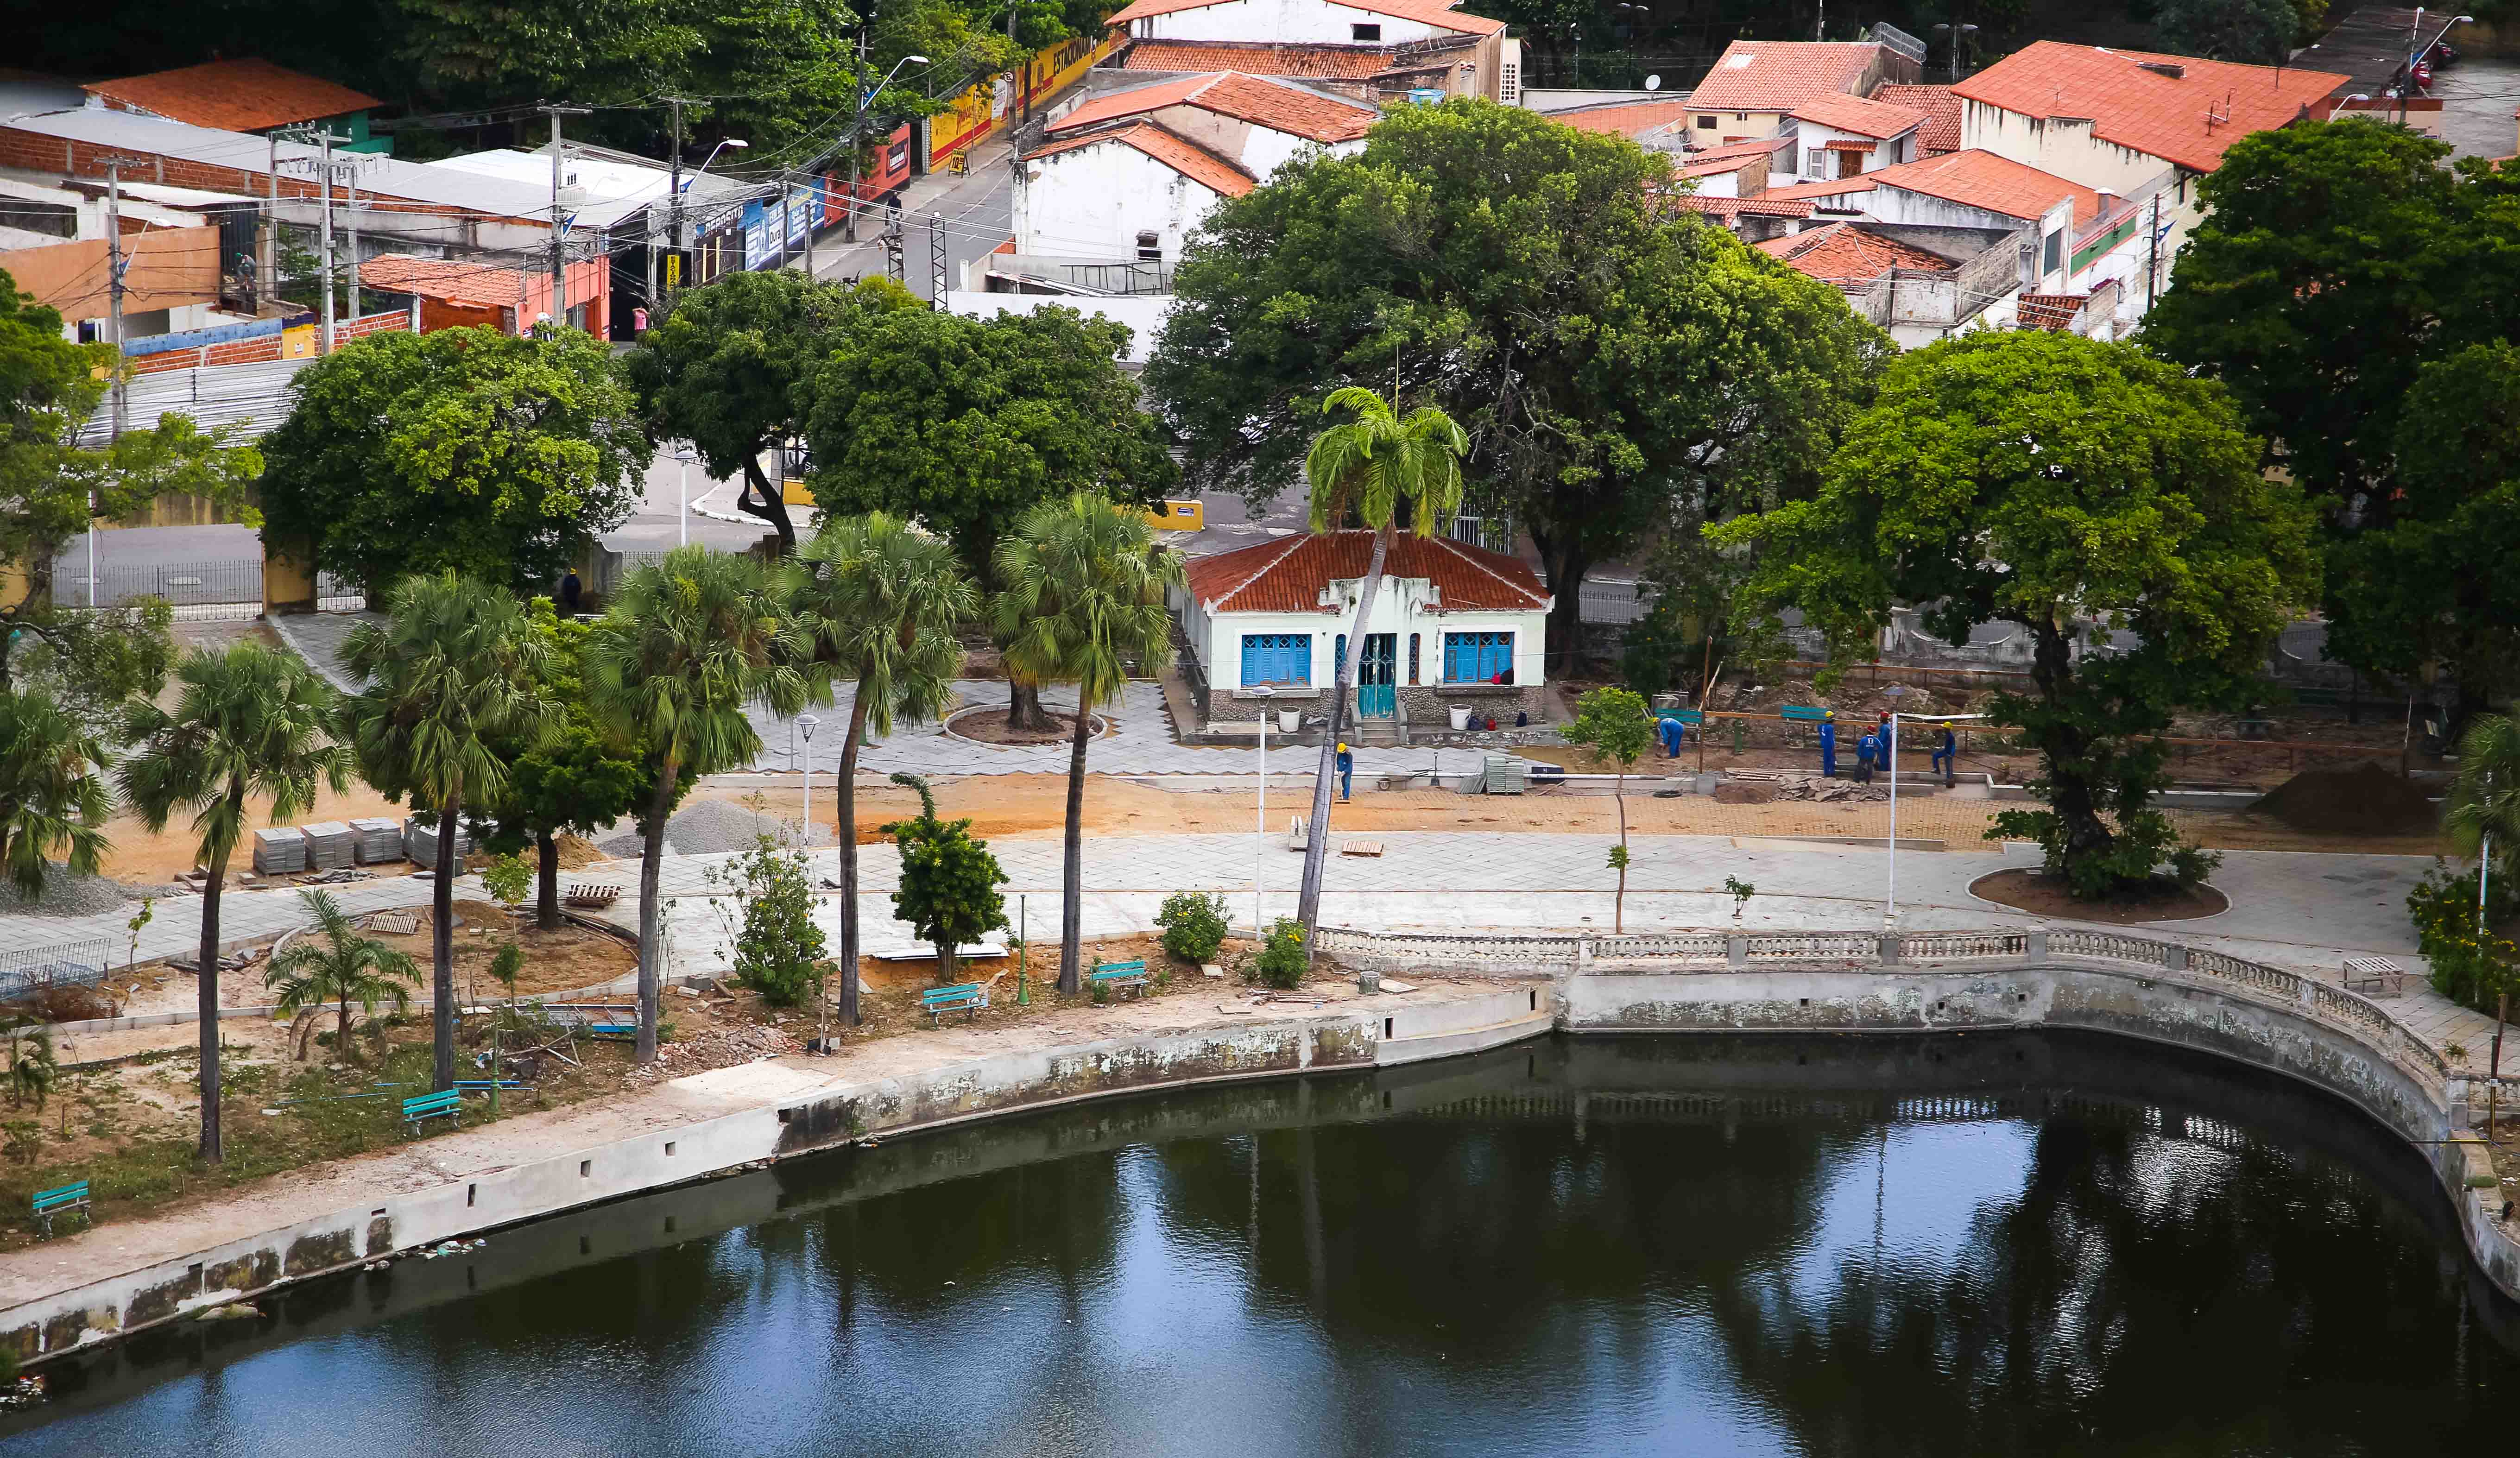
(2409, 859, 2520, 1013)
(1255, 918, 1307, 990)
(1090, 982, 1111, 1006)
(705, 836, 827, 1008)
(1, 1121, 38, 1166)
(1155, 891, 1229, 964)
(2166, 844, 2221, 889)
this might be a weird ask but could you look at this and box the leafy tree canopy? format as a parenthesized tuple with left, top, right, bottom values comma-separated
(627, 272, 918, 553)
(1715, 332, 2316, 898)
(2154, 0, 2299, 63)
(803, 304, 1177, 578)
(259, 326, 643, 593)
(1143, 98, 1885, 668)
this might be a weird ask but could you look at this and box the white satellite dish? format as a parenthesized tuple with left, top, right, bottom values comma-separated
(1645, 74, 1662, 90)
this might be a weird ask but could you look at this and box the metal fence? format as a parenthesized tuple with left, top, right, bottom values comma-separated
(0, 940, 115, 1004)
(49, 560, 368, 618)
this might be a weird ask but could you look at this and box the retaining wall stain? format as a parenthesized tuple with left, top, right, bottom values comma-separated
(121, 1270, 198, 1328)
(284, 1230, 355, 1279)
(364, 1216, 394, 1259)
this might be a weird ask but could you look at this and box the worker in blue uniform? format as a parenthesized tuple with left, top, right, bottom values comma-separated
(1658, 713, 1687, 758)
(1818, 710, 1838, 778)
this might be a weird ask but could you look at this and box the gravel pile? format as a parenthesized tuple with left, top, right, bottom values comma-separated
(0, 866, 134, 916)
(595, 798, 834, 859)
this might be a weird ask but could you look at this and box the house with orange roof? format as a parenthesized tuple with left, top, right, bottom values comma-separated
(1174, 530, 1554, 734)
(1779, 91, 1929, 179)
(81, 59, 390, 155)
(1681, 38, 1921, 145)
(1105, 0, 1517, 103)
(1017, 72, 1378, 264)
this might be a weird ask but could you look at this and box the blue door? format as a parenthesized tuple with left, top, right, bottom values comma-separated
(1359, 633, 1396, 717)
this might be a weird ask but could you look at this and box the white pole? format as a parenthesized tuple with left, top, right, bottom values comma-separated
(1885, 711, 1900, 931)
(1256, 698, 1268, 934)
(798, 714, 820, 845)
(679, 454, 689, 546)
(2483, 771, 2494, 935)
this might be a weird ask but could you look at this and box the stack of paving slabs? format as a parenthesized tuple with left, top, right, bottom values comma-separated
(404, 817, 472, 870)
(251, 827, 308, 875)
(349, 817, 404, 864)
(300, 821, 356, 871)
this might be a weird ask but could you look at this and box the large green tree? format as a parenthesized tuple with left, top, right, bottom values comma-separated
(626, 273, 918, 555)
(583, 546, 811, 1061)
(1144, 97, 1885, 670)
(1714, 332, 2318, 899)
(2154, 0, 2299, 63)
(259, 327, 643, 594)
(120, 643, 349, 1161)
(994, 494, 1181, 992)
(789, 512, 973, 1027)
(802, 302, 1176, 726)
(341, 574, 555, 1090)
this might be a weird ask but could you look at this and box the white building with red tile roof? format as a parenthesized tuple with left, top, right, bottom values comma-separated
(1174, 530, 1553, 732)
(1680, 39, 1921, 144)
(1781, 91, 1928, 178)
(1105, 0, 1516, 102)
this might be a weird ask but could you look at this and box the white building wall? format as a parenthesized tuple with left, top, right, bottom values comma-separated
(1139, 0, 1456, 44)
(1017, 140, 1230, 258)
(1781, 121, 1915, 178)
(1958, 101, 2205, 248)
(1196, 577, 1548, 697)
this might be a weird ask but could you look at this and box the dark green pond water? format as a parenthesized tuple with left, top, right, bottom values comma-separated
(8, 1031, 2517, 1457)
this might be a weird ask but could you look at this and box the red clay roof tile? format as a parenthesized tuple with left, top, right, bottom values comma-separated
(1687, 41, 1883, 113)
(1674, 194, 1816, 218)
(1105, 0, 1503, 34)
(1788, 90, 1926, 139)
(1184, 530, 1548, 613)
(1951, 42, 2349, 173)
(1544, 98, 1702, 139)
(1118, 40, 1392, 78)
(83, 58, 381, 133)
(359, 254, 533, 309)
(1023, 120, 1258, 197)
(1872, 84, 1961, 153)
(2016, 292, 2089, 330)
(1764, 148, 2102, 226)
(1755, 222, 1956, 287)
(1050, 71, 1379, 144)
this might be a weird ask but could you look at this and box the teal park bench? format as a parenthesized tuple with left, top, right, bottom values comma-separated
(921, 981, 990, 1025)
(585, 1022, 638, 1041)
(402, 1089, 462, 1135)
(32, 1179, 89, 1238)
(1089, 959, 1151, 999)
(454, 1079, 530, 1095)
(1778, 704, 1832, 747)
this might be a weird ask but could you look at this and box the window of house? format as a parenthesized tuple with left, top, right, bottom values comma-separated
(1696, 114, 1717, 130)
(1443, 631, 1514, 684)
(1352, 21, 1381, 39)
(1240, 633, 1310, 687)
(1805, 147, 1825, 177)
(1136, 230, 1161, 261)
(1407, 632, 1421, 685)
(1735, 112, 1749, 121)
(2041, 228, 2062, 275)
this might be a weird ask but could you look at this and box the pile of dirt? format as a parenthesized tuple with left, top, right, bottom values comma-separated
(1971, 868, 2229, 924)
(1772, 779, 1888, 803)
(1713, 782, 1776, 805)
(2249, 763, 2438, 836)
(633, 1021, 804, 1079)
(551, 833, 609, 869)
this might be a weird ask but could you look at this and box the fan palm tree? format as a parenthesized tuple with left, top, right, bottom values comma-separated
(339, 573, 553, 1093)
(2449, 714, 2520, 1062)
(584, 546, 811, 1062)
(996, 494, 1183, 993)
(120, 642, 349, 1161)
(790, 513, 975, 1031)
(1291, 387, 1467, 954)
(266, 889, 419, 1062)
(0, 688, 111, 899)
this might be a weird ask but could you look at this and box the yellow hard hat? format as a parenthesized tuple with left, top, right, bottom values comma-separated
(1337, 741, 1348, 752)
(1823, 709, 1834, 719)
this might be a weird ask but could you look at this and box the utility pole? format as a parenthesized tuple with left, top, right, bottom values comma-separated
(344, 163, 360, 323)
(666, 97, 685, 299)
(847, 31, 872, 242)
(103, 158, 134, 439)
(2145, 192, 2161, 313)
(540, 104, 592, 329)
(930, 212, 947, 307)
(801, 170, 819, 279)
(318, 128, 336, 353)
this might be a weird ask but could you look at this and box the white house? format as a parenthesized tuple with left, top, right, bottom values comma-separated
(1781, 91, 1926, 179)
(1017, 71, 1377, 260)
(1106, 0, 1517, 103)
(1176, 530, 1552, 737)
(1682, 38, 1920, 145)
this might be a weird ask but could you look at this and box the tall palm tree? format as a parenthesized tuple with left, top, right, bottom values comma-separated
(265, 889, 418, 1062)
(584, 546, 811, 1062)
(1291, 387, 1467, 953)
(0, 689, 111, 898)
(340, 573, 553, 1093)
(996, 494, 1183, 993)
(120, 643, 348, 1161)
(790, 513, 975, 1030)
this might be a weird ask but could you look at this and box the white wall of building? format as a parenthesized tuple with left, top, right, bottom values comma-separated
(1782, 120, 1916, 177)
(1136, 0, 1459, 45)
(1187, 574, 1547, 700)
(946, 290, 1176, 364)
(1018, 138, 1232, 258)
(1958, 101, 2204, 248)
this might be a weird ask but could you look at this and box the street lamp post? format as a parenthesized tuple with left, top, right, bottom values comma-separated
(1251, 685, 1275, 935)
(796, 713, 820, 841)
(673, 447, 695, 546)
(1932, 23, 1980, 82)
(2326, 92, 2370, 120)
(845, 55, 930, 245)
(1884, 711, 1988, 931)
(795, 712, 822, 1052)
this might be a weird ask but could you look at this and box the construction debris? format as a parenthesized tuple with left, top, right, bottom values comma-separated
(1770, 778, 1890, 803)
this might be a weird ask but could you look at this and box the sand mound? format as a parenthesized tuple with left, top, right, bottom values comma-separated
(2250, 762, 2437, 836)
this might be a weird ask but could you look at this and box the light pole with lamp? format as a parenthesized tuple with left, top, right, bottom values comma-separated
(1883, 711, 1987, 932)
(793, 712, 823, 1051)
(844, 55, 931, 243)
(1931, 22, 1979, 82)
(1251, 685, 1274, 935)
(2326, 92, 2370, 120)
(671, 446, 695, 546)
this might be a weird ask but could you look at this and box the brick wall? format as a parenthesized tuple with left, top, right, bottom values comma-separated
(336, 309, 413, 342)
(0, 126, 537, 224)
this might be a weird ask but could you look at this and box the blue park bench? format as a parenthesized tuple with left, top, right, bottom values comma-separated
(920, 982, 990, 1025)
(32, 1179, 89, 1238)
(585, 1022, 638, 1041)
(402, 1089, 462, 1135)
(1089, 959, 1151, 999)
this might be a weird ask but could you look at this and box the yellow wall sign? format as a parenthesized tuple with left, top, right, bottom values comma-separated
(665, 253, 682, 290)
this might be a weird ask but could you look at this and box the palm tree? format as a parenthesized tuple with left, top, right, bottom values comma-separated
(266, 889, 419, 1062)
(339, 574, 553, 1093)
(120, 642, 349, 1162)
(790, 513, 975, 1031)
(995, 494, 1183, 993)
(1291, 386, 1467, 953)
(0, 688, 112, 899)
(2449, 714, 2520, 1071)
(584, 546, 811, 1062)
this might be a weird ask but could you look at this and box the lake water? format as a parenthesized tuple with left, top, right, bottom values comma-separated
(8, 1030, 2515, 1456)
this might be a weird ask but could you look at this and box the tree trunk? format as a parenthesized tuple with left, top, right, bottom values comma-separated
(1537, 536, 1594, 677)
(1006, 679, 1059, 733)
(636, 757, 679, 1065)
(535, 829, 562, 931)
(935, 936, 959, 987)
(836, 688, 871, 1027)
(338, 997, 354, 1064)
(1296, 522, 1388, 955)
(1060, 692, 1091, 994)
(1614, 769, 1627, 935)
(195, 828, 235, 1164)
(2030, 621, 2114, 882)
(432, 801, 461, 1092)
(737, 455, 797, 554)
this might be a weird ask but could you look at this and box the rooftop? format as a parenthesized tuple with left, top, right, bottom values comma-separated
(1049, 71, 1379, 144)
(1952, 42, 2350, 173)
(1104, 0, 1504, 35)
(81, 59, 380, 133)
(1755, 222, 1956, 287)
(359, 253, 537, 309)
(1116, 41, 1395, 78)
(1025, 120, 1258, 197)
(429, 144, 755, 231)
(1184, 530, 1549, 613)
(1687, 40, 1884, 113)
(1673, 194, 1816, 219)
(2300, 6, 2445, 98)
(1680, 138, 1788, 177)
(1872, 83, 1961, 154)
(1543, 98, 1700, 140)
(1789, 90, 1927, 140)
(1765, 147, 2103, 226)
